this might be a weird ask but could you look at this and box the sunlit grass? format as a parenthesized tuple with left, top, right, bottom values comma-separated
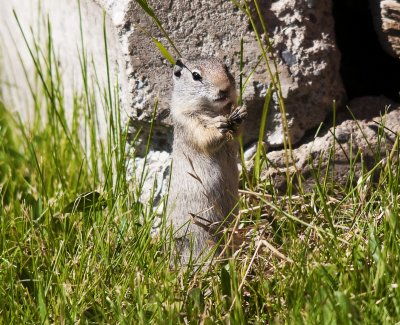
(0, 2, 400, 324)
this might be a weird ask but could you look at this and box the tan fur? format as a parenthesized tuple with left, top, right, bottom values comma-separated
(167, 58, 247, 265)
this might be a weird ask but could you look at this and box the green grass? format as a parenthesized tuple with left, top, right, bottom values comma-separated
(1, 3, 400, 324)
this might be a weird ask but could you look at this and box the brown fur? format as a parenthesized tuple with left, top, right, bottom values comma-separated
(167, 58, 247, 264)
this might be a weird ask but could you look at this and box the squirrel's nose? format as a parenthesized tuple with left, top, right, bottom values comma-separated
(218, 89, 229, 99)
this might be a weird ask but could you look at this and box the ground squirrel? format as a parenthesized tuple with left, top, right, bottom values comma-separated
(167, 57, 247, 264)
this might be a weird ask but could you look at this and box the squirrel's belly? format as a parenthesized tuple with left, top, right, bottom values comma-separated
(167, 151, 238, 228)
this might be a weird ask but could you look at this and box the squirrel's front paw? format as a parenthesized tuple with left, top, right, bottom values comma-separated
(228, 105, 247, 132)
(208, 115, 230, 135)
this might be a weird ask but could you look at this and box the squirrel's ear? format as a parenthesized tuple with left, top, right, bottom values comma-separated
(173, 59, 184, 78)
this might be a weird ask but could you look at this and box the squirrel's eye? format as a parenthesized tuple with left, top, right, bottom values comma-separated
(192, 71, 202, 81)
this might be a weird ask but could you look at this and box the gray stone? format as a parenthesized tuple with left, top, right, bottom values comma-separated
(131, 96, 400, 216)
(1, 0, 345, 152)
(104, 0, 345, 151)
(3, 0, 367, 210)
(370, 0, 400, 58)
(262, 96, 400, 192)
(126, 148, 171, 234)
(127, 149, 171, 208)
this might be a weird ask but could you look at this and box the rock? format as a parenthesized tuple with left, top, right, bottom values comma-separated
(370, 0, 400, 58)
(102, 0, 345, 151)
(262, 96, 400, 192)
(126, 149, 171, 234)
(129, 96, 400, 216)
(127, 149, 171, 209)
(1, 0, 345, 151)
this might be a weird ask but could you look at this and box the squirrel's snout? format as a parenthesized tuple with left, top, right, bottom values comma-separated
(216, 89, 230, 101)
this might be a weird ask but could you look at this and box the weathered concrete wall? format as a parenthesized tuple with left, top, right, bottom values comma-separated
(2, 0, 399, 209)
(1, 0, 345, 148)
(0, 0, 125, 139)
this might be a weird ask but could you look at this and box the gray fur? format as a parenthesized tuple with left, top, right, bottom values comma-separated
(167, 58, 246, 264)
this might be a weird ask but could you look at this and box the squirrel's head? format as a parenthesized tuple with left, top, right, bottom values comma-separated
(170, 58, 236, 116)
